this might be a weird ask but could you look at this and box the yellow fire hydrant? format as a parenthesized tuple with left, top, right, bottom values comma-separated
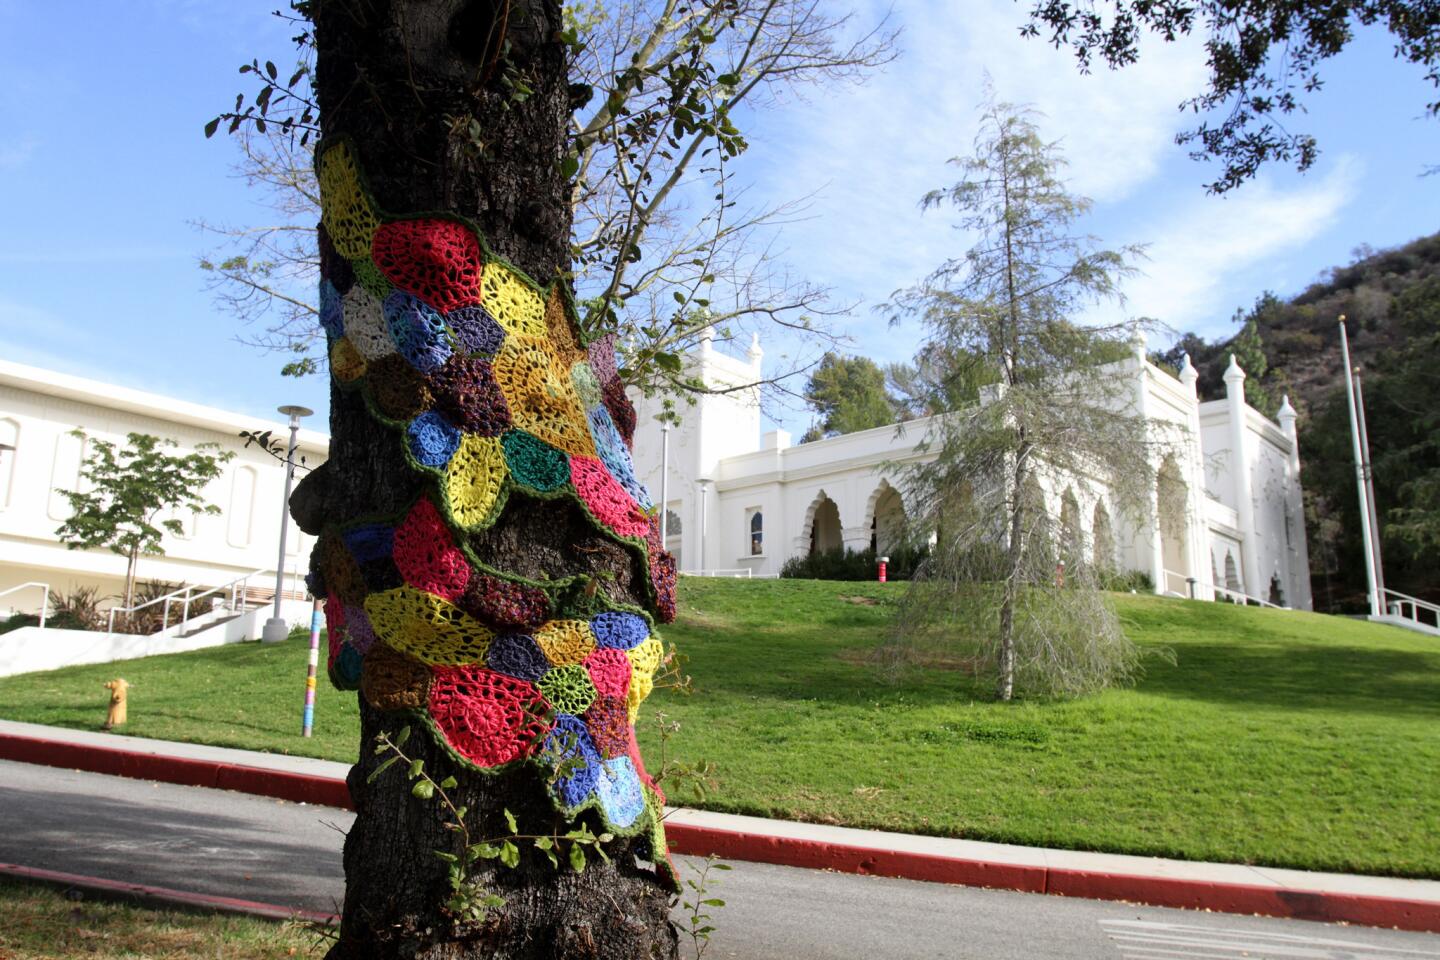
(103, 678, 130, 730)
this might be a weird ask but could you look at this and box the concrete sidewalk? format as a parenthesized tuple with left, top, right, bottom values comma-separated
(2, 718, 1437, 933)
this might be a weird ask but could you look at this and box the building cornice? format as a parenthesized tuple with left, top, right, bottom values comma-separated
(0, 359, 330, 455)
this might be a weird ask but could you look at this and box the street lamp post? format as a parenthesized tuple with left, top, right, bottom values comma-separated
(697, 477, 712, 574)
(659, 422, 671, 543)
(262, 405, 313, 643)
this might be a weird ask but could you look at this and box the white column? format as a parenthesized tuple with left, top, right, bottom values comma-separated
(1178, 354, 1212, 600)
(1276, 395, 1313, 610)
(1224, 355, 1263, 600)
(1133, 336, 1165, 594)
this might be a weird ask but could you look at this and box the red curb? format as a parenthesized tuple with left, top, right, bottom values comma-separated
(0, 861, 338, 925)
(3, 731, 1438, 934)
(1046, 868, 1440, 932)
(0, 734, 354, 809)
(664, 822, 1047, 893)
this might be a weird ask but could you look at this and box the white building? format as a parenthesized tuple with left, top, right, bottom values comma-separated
(630, 337, 1314, 609)
(0, 359, 328, 619)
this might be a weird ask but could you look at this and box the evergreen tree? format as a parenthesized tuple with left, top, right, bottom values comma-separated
(883, 95, 1160, 701)
(801, 352, 899, 441)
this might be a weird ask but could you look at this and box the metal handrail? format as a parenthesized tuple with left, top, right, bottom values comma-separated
(106, 568, 268, 636)
(1383, 588, 1440, 630)
(0, 582, 50, 629)
(1161, 569, 1285, 609)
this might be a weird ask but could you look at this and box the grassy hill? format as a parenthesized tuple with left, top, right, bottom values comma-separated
(1, 578, 1435, 877)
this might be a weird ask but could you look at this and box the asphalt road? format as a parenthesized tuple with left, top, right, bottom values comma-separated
(2, 758, 1438, 960)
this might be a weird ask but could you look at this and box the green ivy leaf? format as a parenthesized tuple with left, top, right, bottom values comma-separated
(412, 780, 435, 800)
(503, 809, 519, 834)
(366, 755, 400, 784)
(499, 841, 520, 869)
(569, 843, 586, 872)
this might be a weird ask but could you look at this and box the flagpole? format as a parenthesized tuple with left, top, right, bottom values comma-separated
(1353, 368, 1387, 609)
(1339, 317, 1381, 617)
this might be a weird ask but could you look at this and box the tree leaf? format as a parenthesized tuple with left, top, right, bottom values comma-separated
(411, 780, 435, 800)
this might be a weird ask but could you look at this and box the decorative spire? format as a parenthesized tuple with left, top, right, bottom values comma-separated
(1178, 351, 1198, 392)
(1277, 394, 1297, 426)
(1223, 353, 1246, 383)
(747, 331, 763, 369)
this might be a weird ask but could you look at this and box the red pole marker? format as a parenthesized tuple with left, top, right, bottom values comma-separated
(878, 556, 889, 583)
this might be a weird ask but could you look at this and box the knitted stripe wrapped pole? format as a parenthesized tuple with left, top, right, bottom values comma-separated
(301, 597, 322, 737)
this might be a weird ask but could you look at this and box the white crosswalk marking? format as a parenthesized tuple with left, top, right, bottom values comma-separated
(1102, 919, 1440, 960)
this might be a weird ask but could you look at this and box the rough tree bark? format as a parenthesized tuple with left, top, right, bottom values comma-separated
(289, 1, 681, 956)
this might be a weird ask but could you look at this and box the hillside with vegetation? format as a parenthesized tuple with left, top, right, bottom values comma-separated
(1153, 231, 1440, 611)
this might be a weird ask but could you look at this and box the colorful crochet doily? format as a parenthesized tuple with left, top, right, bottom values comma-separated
(309, 138, 678, 875)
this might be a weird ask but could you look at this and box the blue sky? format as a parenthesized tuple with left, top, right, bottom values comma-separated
(1, 1, 1437, 436)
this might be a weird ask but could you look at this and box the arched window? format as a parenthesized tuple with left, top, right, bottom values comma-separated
(1092, 502, 1115, 571)
(0, 418, 17, 510)
(1224, 551, 1241, 593)
(748, 509, 763, 555)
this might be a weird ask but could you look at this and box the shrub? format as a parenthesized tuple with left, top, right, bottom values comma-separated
(780, 543, 930, 581)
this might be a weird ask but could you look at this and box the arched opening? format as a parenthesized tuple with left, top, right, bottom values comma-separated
(663, 507, 682, 568)
(1224, 551, 1241, 594)
(1059, 488, 1082, 567)
(808, 494, 842, 556)
(1016, 474, 1053, 576)
(749, 509, 764, 556)
(1157, 457, 1190, 595)
(869, 485, 905, 555)
(1092, 502, 1115, 572)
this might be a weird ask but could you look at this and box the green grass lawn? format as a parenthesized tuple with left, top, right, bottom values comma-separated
(1, 579, 1436, 878)
(0, 879, 317, 958)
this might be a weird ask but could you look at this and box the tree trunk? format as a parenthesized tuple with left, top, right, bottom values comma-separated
(997, 454, 1028, 702)
(124, 544, 139, 611)
(292, 2, 680, 956)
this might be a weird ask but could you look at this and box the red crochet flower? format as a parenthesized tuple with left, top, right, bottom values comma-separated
(372, 218, 484, 314)
(393, 496, 471, 601)
(570, 456, 649, 539)
(583, 647, 631, 699)
(430, 666, 550, 768)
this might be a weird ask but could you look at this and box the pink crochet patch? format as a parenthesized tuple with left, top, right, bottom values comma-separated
(325, 593, 346, 664)
(372, 218, 484, 314)
(583, 647, 631, 699)
(570, 456, 649, 539)
(393, 496, 471, 600)
(430, 665, 550, 768)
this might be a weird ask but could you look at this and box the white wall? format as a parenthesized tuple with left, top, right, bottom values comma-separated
(0, 360, 327, 614)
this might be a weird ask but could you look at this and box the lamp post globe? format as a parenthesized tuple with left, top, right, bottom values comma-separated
(262, 404, 314, 643)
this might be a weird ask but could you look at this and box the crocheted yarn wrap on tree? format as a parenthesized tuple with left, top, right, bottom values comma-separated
(372, 218, 484, 314)
(310, 138, 682, 868)
(429, 666, 548, 768)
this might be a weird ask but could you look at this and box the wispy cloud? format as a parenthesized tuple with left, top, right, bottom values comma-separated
(1116, 156, 1361, 337)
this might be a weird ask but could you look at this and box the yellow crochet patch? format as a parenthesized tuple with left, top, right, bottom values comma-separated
(627, 635, 663, 677)
(627, 672, 654, 724)
(318, 142, 381, 261)
(445, 434, 508, 528)
(364, 586, 494, 666)
(492, 335, 596, 458)
(331, 337, 367, 382)
(534, 619, 598, 666)
(482, 261, 546, 338)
